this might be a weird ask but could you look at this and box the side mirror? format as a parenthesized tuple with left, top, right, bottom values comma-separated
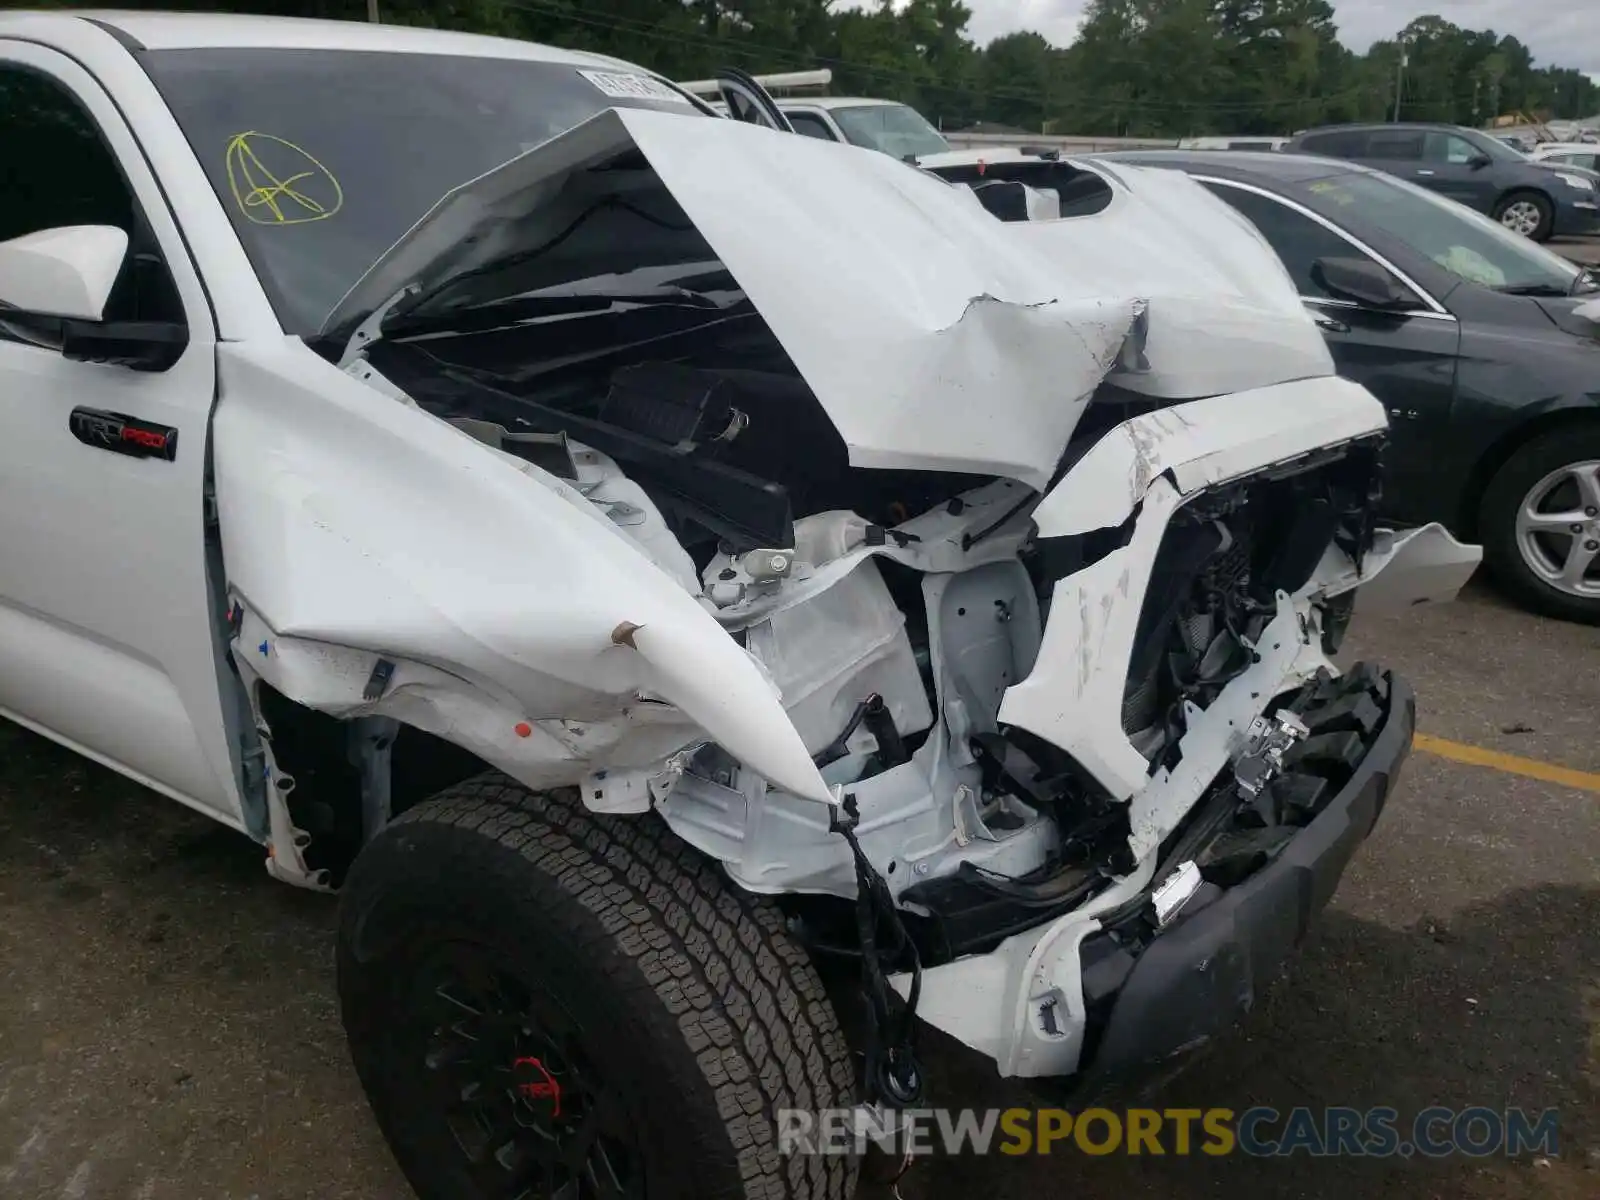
(0, 225, 127, 320)
(1468, 153, 1493, 170)
(1311, 256, 1423, 312)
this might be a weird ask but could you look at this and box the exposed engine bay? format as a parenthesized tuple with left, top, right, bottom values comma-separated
(363, 305, 1388, 945)
(369, 306, 980, 564)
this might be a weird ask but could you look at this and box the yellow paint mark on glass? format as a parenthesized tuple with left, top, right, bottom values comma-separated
(225, 132, 344, 225)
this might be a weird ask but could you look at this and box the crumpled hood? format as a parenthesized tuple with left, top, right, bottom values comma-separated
(325, 108, 1333, 492)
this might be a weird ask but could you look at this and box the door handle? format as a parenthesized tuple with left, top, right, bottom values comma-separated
(1312, 313, 1350, 333)
(1416, 168, 1436, 176)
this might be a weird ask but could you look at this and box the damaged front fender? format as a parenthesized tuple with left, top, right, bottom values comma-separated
(214, 340, 836, 822)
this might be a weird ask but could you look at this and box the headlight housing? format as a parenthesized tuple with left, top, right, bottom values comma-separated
(1554, 171, 1596, 191)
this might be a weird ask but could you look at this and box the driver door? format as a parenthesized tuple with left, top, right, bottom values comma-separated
(1417, 132, 1499, 214)
(714, 68, 795, 133)
(0, 43, 240, 822)
(1201, 179, 1462, 525)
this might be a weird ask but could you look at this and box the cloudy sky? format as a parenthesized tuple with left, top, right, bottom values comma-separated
(962, 0, 1600, 79)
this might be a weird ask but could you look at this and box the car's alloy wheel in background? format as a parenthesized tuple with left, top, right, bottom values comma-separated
(1492, 191, 1554, 241)
(1481, 427, 1600, 623)
(1515, 460, 1600, 594)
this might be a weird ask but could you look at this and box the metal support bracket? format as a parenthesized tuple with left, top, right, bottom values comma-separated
(348, 715, 401, 843)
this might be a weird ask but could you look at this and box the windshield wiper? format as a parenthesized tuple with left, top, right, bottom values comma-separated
(385, 286, 747, 339)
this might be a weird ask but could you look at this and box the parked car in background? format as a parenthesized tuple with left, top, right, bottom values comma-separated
(1284, 122, 1600, 242)
(685, 68, 956, 161)
(768, 95, 953, 158)
(1178, 135, 1289, 151)
(1495, 133, 1535, 154)
(1529, 141, 1600, 172)
(1093, 150, 1600, 622)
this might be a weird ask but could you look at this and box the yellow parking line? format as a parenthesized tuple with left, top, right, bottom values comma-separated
(1414, 733, 1600, 795)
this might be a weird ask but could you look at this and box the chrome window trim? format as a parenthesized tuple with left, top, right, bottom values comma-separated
(1300, 296, 1457, 323)
(1192, 174, 1456, 320)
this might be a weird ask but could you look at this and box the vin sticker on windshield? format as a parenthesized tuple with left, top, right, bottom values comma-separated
(578, 70, 689, 104)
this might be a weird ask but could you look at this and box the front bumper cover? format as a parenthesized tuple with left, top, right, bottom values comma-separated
(896, 665, 1415, 1083)
(1553, 194, 1600, 236)
(1076, 670, 1415, 1090)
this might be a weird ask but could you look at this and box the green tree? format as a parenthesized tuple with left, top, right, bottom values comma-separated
(39, 0, 1595, 133)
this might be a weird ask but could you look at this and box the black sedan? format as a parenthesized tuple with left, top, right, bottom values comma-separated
(1097, 150, 1600, 624)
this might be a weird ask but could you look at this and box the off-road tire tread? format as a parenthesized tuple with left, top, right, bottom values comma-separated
(345, 775, 856, 1200)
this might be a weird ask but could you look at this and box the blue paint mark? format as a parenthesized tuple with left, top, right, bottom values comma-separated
(258, 640, 270, 657)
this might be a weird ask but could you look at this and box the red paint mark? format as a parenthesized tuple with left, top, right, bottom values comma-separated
(514, 722, 532, 739)
(513, 1056, 562, 1116)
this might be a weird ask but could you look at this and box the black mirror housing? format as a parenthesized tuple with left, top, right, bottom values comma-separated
(1311, 256, 1422, 312)
(62, 319, 187, 372)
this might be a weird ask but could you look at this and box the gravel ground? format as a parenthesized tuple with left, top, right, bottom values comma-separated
(0, 578, 1596, 1200)
(1552, 236, 1600, 266)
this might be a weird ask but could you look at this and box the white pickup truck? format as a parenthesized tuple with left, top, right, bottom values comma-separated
(0, 11, 1481, 1200)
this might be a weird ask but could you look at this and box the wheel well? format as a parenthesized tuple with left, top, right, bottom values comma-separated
(1496, 186, 1551, 204)
(1455, 408, 1600, 538)
(256, 683, 487, 884)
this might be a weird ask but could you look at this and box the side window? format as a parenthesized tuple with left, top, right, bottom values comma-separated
(1366, 132, 1425, 161)
(786, 112, 838, 141)
(1300, 131, 1365, 158)
(0, 65, 182, 329)
(1423, 132, 1480, 164)
(1203, 182, 1387, 301)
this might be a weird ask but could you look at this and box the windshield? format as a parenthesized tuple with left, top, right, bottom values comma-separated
(829, 103, 950, 160)
(1303, 171, 1587, 295)
(142, 49, 701, 337)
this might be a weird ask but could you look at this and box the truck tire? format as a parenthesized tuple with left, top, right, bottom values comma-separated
(336, 776, 857, 1200)
(1479, 424, 1600, 624)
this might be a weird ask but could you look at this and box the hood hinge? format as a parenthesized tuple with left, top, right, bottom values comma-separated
(338, 283, 420, 370)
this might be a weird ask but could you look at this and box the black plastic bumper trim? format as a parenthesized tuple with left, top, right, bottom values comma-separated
(1078, 671, 1415, 1089)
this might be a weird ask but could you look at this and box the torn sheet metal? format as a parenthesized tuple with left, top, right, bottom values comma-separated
(1000, 375, 1479, 861)
(1003, 159, 1337, 401)
(1030, 374, 1389, 537)
(1121, 522, 1475, 866)
(1000, 375, 1390, 803)
(322, 108, 1339, 491)
(1316, 522, 1483, 612)
(999, 479, 1183, 802)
